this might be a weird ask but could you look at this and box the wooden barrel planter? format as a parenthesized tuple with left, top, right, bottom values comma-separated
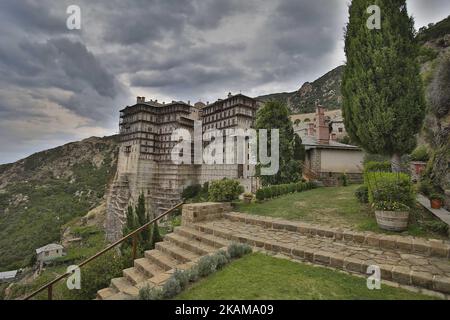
(375, 210, 409, 232)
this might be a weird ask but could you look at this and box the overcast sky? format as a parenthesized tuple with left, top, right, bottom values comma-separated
(0, 0, 449, 164)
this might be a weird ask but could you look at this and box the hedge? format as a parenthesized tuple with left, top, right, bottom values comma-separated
(255, 182, 316, 202)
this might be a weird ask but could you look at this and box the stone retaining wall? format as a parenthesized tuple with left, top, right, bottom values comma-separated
(182, 202, 232, 225)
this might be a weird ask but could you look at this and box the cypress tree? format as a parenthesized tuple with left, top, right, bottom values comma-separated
(342, 0, 426, 172)
(135, 193, 150, 248)
(121, 205, 136, 250)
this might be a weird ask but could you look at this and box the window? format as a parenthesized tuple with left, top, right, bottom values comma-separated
(338, 128, 343, 133)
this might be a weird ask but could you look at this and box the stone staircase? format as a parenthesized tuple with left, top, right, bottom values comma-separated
(96, 203, 232, 300)
(98, 203, 450, 300)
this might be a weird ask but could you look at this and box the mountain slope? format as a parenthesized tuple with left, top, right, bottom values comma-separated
(0, 136, 119, 271)
(256, 66, 344, 114)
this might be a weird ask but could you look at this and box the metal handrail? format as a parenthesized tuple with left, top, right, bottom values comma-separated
(24, 201, 184, 300)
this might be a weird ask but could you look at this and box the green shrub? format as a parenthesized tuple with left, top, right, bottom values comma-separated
(173, 269, 189, 290)
(208, 179, 244, 202)
(410, 146, 430, 162)
(182, 184, 202, 200)
(339, 173, 348, 186)
(75, 251, 126, 300)
(365, 172, 415, 208)
(423, 220, 449, 235)
(197, 255, 217, 277)
(212, 250, 230, 270)
(162, 277, 182, 298)
(263, 187, 272, 199)
(186, 266, 199, 283)
(355, 185, 369, 203)
(430, 193, 445, 201)
(139, 285, 163, 300)
(227, 243, 253, 259)
(418, 178, 434, 197)
(364, 161, 391, 173)
(255, 189, 265, 201)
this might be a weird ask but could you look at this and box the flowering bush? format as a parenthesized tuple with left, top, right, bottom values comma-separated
(372, 201, 410, 212)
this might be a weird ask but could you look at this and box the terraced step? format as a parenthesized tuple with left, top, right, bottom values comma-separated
(145, 249, 179, 271)
(110, 277, 139, 296)
(192, 218, 450, 294)
(123, 267, 147, 285)
(222, 212, 450, 259)
(96, 287, 117, 300)
(164, 233, 217, 256)
(174, 226, 231, 249)
(155, 242, 199, 263)
(134, 258, 165, 278)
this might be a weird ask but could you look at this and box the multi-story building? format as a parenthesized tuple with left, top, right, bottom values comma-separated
(105, 93, 259, 241)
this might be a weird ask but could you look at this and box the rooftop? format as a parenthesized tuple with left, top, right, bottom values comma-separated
(36, 243, 64, 254)
(302, 135, 361, 151)
(0, 270, 18, 280)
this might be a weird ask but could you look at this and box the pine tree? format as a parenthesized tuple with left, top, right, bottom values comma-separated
(342, 0, 426, 172)
(255, 100, 301, 185)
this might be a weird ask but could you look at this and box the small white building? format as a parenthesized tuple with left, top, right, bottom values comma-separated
(36, 244, 65, 264)
(0, 270, 19, 283)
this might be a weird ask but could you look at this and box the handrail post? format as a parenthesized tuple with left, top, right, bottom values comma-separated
(48, 284, 53, 300)
(132, 234, 137, 261)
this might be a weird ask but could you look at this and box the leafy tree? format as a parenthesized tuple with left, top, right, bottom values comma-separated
(424, 54, 450, 191)
(255, 101, 301, 185)
(342, 0, 426, 172)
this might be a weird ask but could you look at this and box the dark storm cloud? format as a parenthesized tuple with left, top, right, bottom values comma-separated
(0, 0, 447, 164)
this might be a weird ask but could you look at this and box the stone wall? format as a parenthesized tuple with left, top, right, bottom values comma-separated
(182, 202, 232, 225)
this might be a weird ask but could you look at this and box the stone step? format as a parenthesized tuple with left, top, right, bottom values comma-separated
(222, 212, 450, 259)
(134, 258, 165, 278)
(192, 219, 450, 294)
(145, 249, 179, 271)
(96, 287, 117, 300)
(110, 277, 139, 296)
(174, 226, 231, 249)
(156, 241, 200, 263)
(123, 267, 147, 286)
(104, 292, 133, 300)
(164, 233, 217, 256)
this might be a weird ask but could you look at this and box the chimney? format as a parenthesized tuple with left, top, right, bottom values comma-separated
(137, 96, 145, 103)
(315, 104, 330, 144)
(228, 92, 232, 98)
(308, 123, 315, 136)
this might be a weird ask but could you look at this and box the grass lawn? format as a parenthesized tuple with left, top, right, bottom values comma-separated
(235, 185, 447, 239)
(176, 253, 436, 300)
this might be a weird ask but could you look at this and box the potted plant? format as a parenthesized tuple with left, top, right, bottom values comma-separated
(243, 192, 253, 204)
(373, 201, 410, 232)
(430, 193, 445, 209)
